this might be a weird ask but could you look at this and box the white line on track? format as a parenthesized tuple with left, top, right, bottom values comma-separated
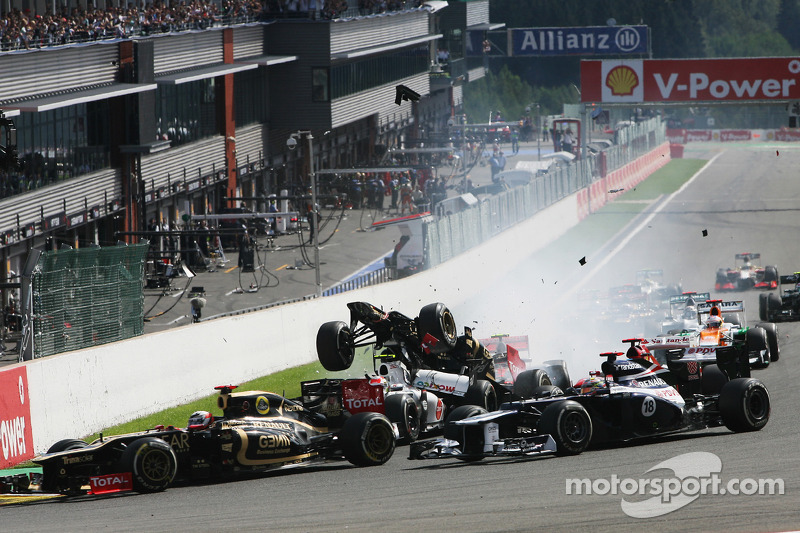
(562, 151, 725, 302)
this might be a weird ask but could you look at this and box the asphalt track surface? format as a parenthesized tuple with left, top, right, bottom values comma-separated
(3, 143, 800, 532)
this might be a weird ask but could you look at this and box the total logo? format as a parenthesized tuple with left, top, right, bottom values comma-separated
(344, 397, 383, 410)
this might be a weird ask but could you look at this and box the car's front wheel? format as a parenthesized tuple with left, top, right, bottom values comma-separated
(119, 437, 178, 493)
(340, 412, 396, 466)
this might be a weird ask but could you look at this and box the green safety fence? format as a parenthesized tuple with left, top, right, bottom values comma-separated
(29, 243, 148, 358)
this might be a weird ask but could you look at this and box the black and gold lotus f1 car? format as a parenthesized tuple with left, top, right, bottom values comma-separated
(30, 384, 395, 496)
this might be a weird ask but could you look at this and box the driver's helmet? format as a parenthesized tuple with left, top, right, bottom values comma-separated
(187, 410, 214, 430)
(494, 341, 507, 356)
(576, 376, 606, 395)
(705, 315, 723, 329)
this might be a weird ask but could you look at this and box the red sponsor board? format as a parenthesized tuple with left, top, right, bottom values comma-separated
(341, 379, 385, 414)
(0, 367, 34, 468)
(719, 129, 752, 142)
(666, 128, 687, 144)
(581, 58, 800, 103)
(775, 128, 800, 141)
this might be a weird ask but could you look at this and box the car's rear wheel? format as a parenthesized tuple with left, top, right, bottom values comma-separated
(513, 369, 552, 398)
(700, 364, 728, 395)
(119, 437, 177, 493)
(719, 378, 770, 432)
(759, 292, 769, 321)
(747, 327, 770, 369)
(41, 439, 90, 494)
(764, 265, 778, 284)
(463, 379, 497, 411)
(417, 302, 457, 353)
(538, 400, 592, 456)
(340, 412, 395, 466)
(766, 293, 782, 323)
(384, 394, 421, 443)
(756, 322, 780, 362)
(316, 321, 355, 371)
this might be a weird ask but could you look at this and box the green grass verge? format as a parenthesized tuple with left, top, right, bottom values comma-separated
(63, 158, 708, 445)
(81, 348, 377, 442)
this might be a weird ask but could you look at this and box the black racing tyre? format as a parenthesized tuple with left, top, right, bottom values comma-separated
(463, 379, 497, 412)
(531, 385, 564, 398)
(756, 322, 780, 362)
(747, 327, 770, 369)
(443, 405, 488, 461)
(764, 265, 778, 283)
(700, 364, 729, 395)
(727, 313, 744, 328)
(759, 293, 769, 321)
(340, 412, 396, 466)
(384, 394, 421, 443)
(766, 293, 782, 323)
(417, 302, 457, 354)
(716, 269, 728, 285)
(119, 437, 178, 493)
(542, 360, 571, 390)
(719, 378, 770, 432)
(513, 369, 552, 398)
(316, 321, 355, 371)
(46, 438, 89, 454)
(41, 439, 90, 494)
(538, 400, 592, 456)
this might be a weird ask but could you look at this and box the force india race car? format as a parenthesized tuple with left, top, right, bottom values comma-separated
(409, 350, 770, 461)
(759, 272, 800, 322)
(645, 299, 779, 372)
(715, 252, 778, 291)
(28, 385, 395, 496)
(315, 302, 565, 433)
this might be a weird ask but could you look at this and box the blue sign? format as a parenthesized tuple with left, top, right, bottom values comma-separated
(510, 26, 648, 56)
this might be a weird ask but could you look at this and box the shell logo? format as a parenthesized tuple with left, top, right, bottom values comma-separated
(605, 65, 639, 96)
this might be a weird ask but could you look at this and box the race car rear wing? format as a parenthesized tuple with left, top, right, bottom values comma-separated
(779, 273, 800, 285)
(735, 252, 760, 260)
(668, 292, 709, 306)
(696, 300, 744, 314)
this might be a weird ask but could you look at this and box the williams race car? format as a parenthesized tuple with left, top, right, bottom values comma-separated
(759, 272, 800, 322)
(715, 253, 778, 291)
(409, 351, 770, 461)
(30, 384, 395, 496)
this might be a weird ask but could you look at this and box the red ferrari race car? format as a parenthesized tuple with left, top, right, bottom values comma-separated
(715, 253, 778, 291)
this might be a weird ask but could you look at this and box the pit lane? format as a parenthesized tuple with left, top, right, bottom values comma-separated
(1, 144, 797, 532)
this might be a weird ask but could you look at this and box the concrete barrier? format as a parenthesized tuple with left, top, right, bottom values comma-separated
(0, 144, 664, 463)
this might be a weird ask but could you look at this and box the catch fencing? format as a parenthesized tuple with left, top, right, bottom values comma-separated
(425, 117, 667, 268)
(22, 243, 149, 359)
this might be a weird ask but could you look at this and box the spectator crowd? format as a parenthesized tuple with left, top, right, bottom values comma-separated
(0, 0, 423, 51)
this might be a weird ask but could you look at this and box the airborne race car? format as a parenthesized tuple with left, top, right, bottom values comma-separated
(759, 272, 800, 322)
(315, 302, 564, 440)
(30, 385, 395, 496)
(715, 252, 778, 291)
(409, 351, 770, 461)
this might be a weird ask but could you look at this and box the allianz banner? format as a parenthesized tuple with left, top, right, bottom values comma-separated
(581, 58, 800, 103)
(508, 26, 648, 57)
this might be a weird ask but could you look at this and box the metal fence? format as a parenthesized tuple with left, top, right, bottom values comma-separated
(24, 243, 148, 359)
(426, 117, 666, 268)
